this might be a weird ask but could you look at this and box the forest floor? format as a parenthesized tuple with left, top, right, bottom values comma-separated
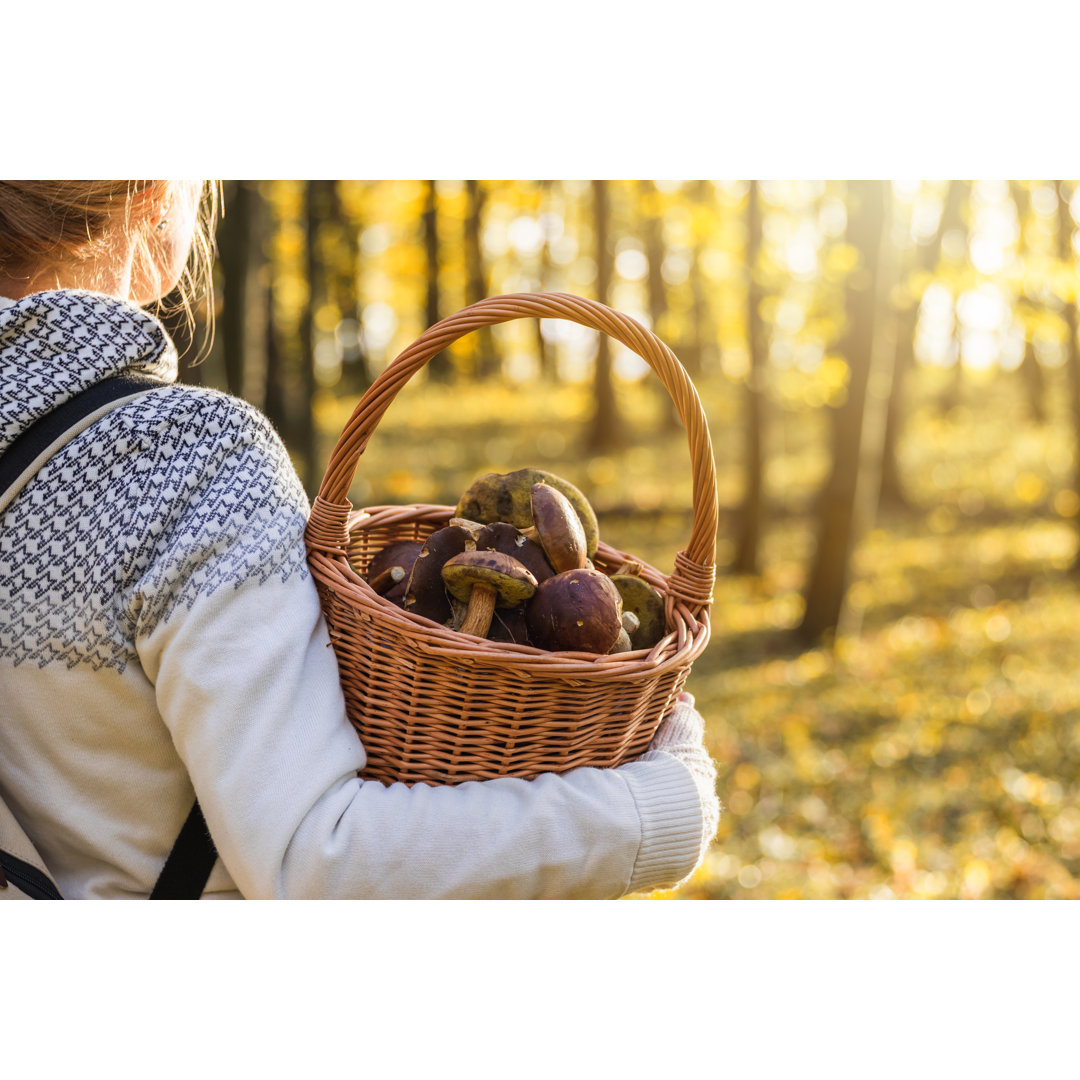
(313, 362, 1080, 900)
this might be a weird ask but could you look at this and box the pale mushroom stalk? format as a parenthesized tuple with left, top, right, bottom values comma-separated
(441, 550, 539, 639)
(368, 564, 406, 593)
(458, 583, 500, 637)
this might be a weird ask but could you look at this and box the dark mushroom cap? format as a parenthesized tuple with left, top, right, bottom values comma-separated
(529, 482, 587, 573)
(477, 521, 554, 584)
(366, 540, 423, 594)
(403, 525, 475, 625)
(525, 568, 623, 653)
(441, 550, 539, 608)
(487, 604, 531, 645)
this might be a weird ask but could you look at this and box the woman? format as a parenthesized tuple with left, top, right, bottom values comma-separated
(0, 180, 719, 899)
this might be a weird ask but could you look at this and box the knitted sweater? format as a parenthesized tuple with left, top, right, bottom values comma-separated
(0, 290, 705, 899)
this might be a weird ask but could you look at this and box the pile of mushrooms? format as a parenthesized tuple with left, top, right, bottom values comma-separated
(359, 468, 666, 656)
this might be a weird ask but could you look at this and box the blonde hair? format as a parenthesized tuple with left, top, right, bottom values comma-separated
(0, 179, 220, 351)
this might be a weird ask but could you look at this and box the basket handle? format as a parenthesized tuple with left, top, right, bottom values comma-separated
(306, 293, 718, 613)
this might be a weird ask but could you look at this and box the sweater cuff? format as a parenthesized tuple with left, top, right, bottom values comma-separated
(618, 751, 704, 895)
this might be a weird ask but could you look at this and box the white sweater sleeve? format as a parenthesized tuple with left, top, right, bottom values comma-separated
(133, 394, 704, 899)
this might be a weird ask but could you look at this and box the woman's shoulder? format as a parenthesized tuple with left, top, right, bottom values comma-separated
(106, 381, 308, 521)
(120, 381, 294, 467)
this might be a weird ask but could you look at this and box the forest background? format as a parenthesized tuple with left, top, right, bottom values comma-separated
(166, 178, 1080, 901)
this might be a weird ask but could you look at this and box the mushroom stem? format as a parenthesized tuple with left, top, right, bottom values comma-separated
(459, 584, 498, 637)
(368, 565, 406, 594)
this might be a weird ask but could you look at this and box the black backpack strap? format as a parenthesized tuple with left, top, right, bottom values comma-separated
(149, 800, 218, 899)
(0, 372, 170, 514)
(1, 373, 220, 899)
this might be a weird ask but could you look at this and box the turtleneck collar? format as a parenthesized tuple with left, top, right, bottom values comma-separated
(0, 290, 178, 454)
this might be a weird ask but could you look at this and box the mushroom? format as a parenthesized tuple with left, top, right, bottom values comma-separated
(525, 568, 624, 653)
(448, 517, 488, 544)
(402, 525, 475, 625)
(486, 604, 531, 645)
(610, 571, 666, 650)
(455, 467, 600, 560)
(521, 482, 587, 574)
(441, 550, 539, 638)
(366, 540, 423, 606)
(476, 521, 554, 584)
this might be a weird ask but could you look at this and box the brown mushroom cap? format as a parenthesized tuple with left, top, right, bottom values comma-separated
(528, 482, 587, 574)
(525, 568, 623, 653)
(402, 525, 475, 625)
(476, 521, 554, 584)
(441, 550, 539, 638)
(366, 541, 423, 596)
(487, 604, 531, 645)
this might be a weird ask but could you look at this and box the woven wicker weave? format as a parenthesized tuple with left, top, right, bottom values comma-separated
(304, 293, 718, 785)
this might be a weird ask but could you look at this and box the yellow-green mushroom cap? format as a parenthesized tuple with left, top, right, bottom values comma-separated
(441, 550, 539, 638)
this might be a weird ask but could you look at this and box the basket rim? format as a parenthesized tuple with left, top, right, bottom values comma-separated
(310, 504, 712, 680)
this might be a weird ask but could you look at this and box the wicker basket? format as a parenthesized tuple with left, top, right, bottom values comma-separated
(304, 293, 718, 785)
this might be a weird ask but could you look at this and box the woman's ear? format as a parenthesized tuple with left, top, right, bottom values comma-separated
(129, 182, 200, 306)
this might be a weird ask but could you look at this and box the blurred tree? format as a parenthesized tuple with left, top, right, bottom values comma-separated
(534, 179, 557, 381)
(1055, 179, 1080, 571)
(588, 179, 622, 451)
(938, 184, 972, 416)
(218, 180, 270, 406)
(638, 180, 678, 431)
(299, 181, 330, 496)
(263, 272, 288, 440)
(327, 181, 370, 392)
(733, 179, 766, 574)
(681, 180, 713, 378)
(800, 180, 893, 645)
(880, 180, 966, 509)
(464, 179, 499, 378)
(1010, 181, 1048, 424)
(216, 179, 253, 399)
(424, 180, 450, 382)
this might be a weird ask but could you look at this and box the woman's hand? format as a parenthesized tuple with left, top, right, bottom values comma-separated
(640, 692, 721, 870)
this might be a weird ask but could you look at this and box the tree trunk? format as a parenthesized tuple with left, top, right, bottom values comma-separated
(1011, 181, 1047, 424)
(329, 181, 370, 393)
(263, 273, 288, 438)
(465, 179, 499, 378)
(1056, 180, 1080, 573)
(880, 180, 966, 509)
(681, 180, 711, 380)
(937, 189, 970, 417)
(299, 181, 326, 498)
(534, 179, 556, 381)
(639, 179, 677, 429)
(264, 276, 289, 440)
(587, 179, 621, 451)
(799, 181, 893, 646)
(424, 180, 450, 382)
(216, 179, 252, 399)
(733, 180, 766, 574)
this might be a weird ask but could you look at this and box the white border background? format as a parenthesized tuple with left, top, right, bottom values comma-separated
(5, 1, 1078, 1072)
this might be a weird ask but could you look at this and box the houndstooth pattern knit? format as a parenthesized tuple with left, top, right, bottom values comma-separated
(0, 290, 309, 673)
